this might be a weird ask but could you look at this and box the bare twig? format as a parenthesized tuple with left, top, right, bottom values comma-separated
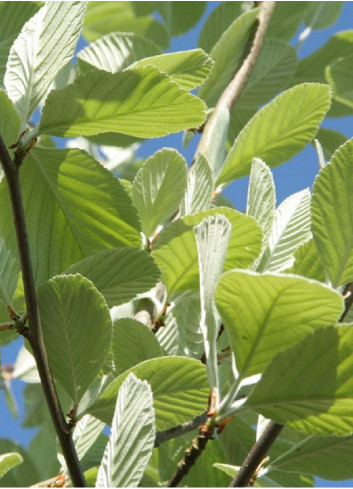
(155, 412, 207, 447)
(230, 421, 284, 487)
(196, 1, 276, 161)
(0, 134, 86, 487)
(339, 282, 353, 322)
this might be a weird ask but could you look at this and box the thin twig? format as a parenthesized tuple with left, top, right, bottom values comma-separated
(196, 1, 276, 161)
(155, 412, 207, 447)
(230, 421, 284, 487)
(0, 134, 86, 487)
(339, 282, 353, 322)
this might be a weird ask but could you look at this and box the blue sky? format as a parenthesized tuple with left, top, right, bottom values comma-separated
(1, 2, 353, 487)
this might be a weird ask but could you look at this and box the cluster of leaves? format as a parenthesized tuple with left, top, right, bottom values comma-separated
(0, 1, 353, 487)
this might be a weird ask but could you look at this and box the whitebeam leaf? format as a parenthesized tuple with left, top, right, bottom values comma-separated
(38, 274, 112, 405)
(246, 158, 275, 244)
(181, 154, 213, 216)
(312, 138, 353, 287)
(132, 148, 188, 238)
(215, 271, 343, 377)
(218, 83, 331, 185)
(4, 2, 87, 125)
(245, 325, 353, 436)
(0, 453, 23, 480)
(97, 374, 155, 488)
(77, 32, 162, 74)
(38, 66, 207, 139)
(195, 215, 231, 390)
(256, 189, 312, 272)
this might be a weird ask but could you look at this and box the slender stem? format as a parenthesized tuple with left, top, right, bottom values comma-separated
(0, 134, 86, 487)
(196, 1, 276, 162)
(155, 412, 207, 447)
(339, 282, 353, 322)
(230, 421, 284, 487)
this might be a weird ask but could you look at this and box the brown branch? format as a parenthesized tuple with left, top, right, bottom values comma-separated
(230, 421, 284, 487)
(168, 421, 214, 487)
(0, 134, 86, 487)
(196, 1, 276, 161)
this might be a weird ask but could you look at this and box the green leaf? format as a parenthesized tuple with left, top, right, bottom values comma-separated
(83, 1, 168, 49)
(0, 453, 23, 480)
(304, 2, 343, 30)
(73, 415, 106, 462)
(0, 237, 19, 306)
(218, 83, 331, 185)
(246, 158, 275, 244)
(313, 128, 347, 161)
(267, 2, 308, 41)
(0, 89, 21, 151)
(215, 271, 343, 377)
(132, 149, 187, 238)
(38, 66, 207, 139)
(326, 54, 353, 109)
(38, 274, 112, 405)
(66, 248, 160, 308)
(256, 189, 312, 272)
(4, 2, 86, 125)
(88, 356, 208, 431)
(198, 8, 259, 107)
(154, 1, 206, 36)
(245, 325, 353, 436)
(195, 215, 231, 390)
(0, 148, 141, 285)
(270, 431, 353, 480)
(180, 154, 213, 216)
(198, 1, 247, 53)
(0, 2, 41, 85)
(132, 49, 214, 91)
(312, 138, 353, 287)
(77, 32, 161, 74)
(97, 374, 155, 488)
(284, 239, 326, 282)
(237, 40, 297, 110)
(112, 318, 164, 375)
(152, 207, 262, 297)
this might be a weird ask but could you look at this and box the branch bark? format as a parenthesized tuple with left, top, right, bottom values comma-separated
(230, 421, 284, 487)
(0, 134, 86, 487)
(155, 412, 207, 447)
(196, 1, 276, 161)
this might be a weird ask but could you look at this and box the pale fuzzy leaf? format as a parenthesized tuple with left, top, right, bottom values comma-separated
(198, 8, 259, 106)
(38, 275, 112, 405)
(5, 2, 87, 124)
(181, 154, 213, 216)
(246, 158, 275, 244)
(195, 215, 231, 390)
(312, 138, 353, 287)
(213, 463, 239, 478)
(88, 357, 208, 431)
(77, 32, 161, 74)
(97, 374, 155, 488)
(0, 453, 23, 480)
(215, 271, 343, 378)
(152, 207, 262, 297)
(0, 2, 41, 85)
(245, 325, 353, 436)
(257, 189, 312, 272)
(66, 248, 160, 308)
(132, 49, 214, 90)
(73, 415, 106, 462)
(39, 66, 207, 139)
(218, 84, 331, 185)
(132, 148, 187, 238)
